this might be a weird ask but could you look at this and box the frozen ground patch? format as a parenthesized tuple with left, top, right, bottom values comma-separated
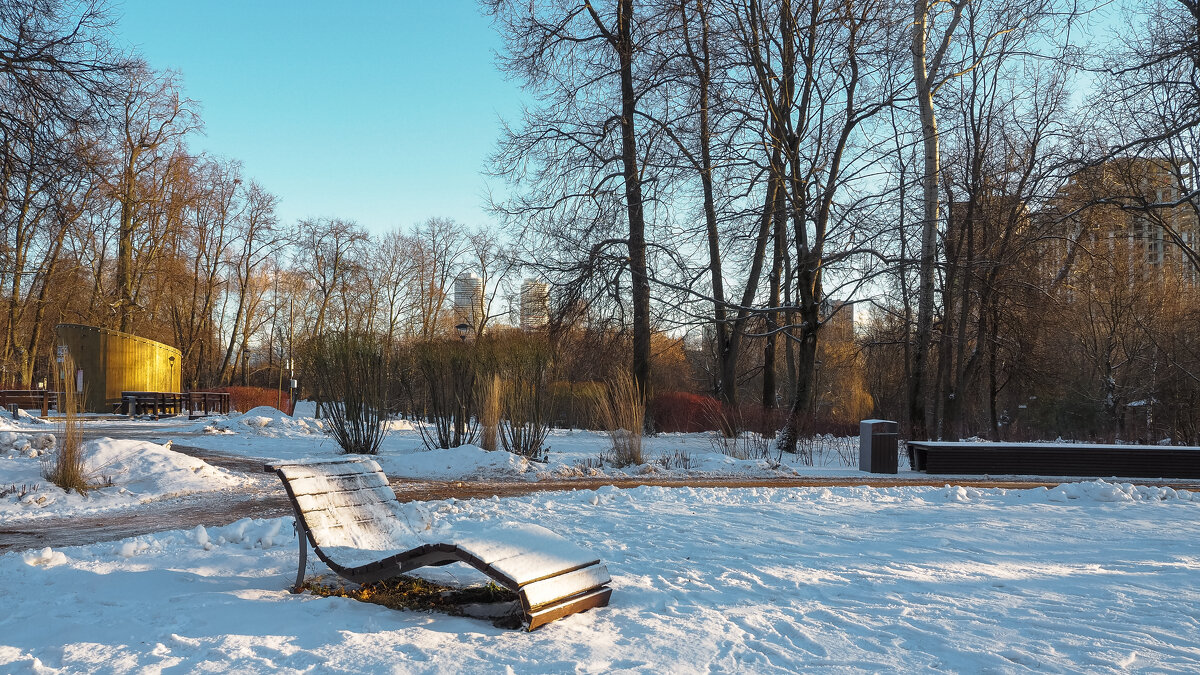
(1, 483, 1197, 673)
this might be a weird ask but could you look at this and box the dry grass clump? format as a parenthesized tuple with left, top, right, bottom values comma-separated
(303, 575, 520, 627)
(43, 355, 93, 495)
(654, 449, 694, 470)
(596, 373, 645, 468)
(711, 431, 774, 461)
(0, 483, 40, 499)
(478, 374, 502, 452)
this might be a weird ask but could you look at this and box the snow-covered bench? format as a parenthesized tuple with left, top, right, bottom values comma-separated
(264, 458, 612, 630)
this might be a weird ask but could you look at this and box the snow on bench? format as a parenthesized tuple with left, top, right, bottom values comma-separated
(265, 457, 612, 630)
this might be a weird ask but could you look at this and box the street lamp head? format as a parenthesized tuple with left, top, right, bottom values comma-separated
(455, 323, 470, 341)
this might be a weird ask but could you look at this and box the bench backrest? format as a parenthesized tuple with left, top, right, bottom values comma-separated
(273, 459, 415, 552)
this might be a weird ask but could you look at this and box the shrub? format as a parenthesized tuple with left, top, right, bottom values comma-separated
(726, 404, 788, 438)
(495, 338, 553, 461)
(213, 386, 293, 415)
(652, 391, 723, 433)
(411, 339, 477, 449)
(654, 449, 694, 470)
(478, 374, 501, 452)
(305, 332, 391, 454)
(548, 381, 605, 429)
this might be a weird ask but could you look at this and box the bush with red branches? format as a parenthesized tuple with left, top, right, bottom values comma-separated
(652, 391, 724, 433)
(211, 386, 294, 415)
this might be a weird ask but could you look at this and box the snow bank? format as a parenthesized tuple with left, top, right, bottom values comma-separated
(0, 438, 248, 521)
(1, 483, 1198, 673)
(194, 405, 326, 438)
(0, 430, 55, 458)
(378, 444, 541, 480)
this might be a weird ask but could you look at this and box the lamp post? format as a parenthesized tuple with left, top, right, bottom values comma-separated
(453, 323, 471, 443)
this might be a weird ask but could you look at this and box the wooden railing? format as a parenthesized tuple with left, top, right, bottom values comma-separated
(0, 390, 57, 417)
(120, 391, 231, 419)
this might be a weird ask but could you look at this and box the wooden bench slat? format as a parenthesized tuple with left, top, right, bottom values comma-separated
(294, 485, 398, 513)
(301, 503, 408, 538)
(520, 564, 611, 611)
(285, 473, 391, 497)
(523, 587, 612, 631)
(279, 460, 384, 482)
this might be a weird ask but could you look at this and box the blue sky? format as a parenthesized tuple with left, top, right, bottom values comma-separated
(114, 1, 523, 233)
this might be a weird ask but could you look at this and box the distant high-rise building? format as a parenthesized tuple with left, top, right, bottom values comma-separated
(520, 279, 551, 330)
(1050, 158, 1198, 284)
(820, 298, 854, 342)
(454, 272, 483, 328)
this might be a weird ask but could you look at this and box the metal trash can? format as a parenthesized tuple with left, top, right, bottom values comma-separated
(859, 419, 899, 473)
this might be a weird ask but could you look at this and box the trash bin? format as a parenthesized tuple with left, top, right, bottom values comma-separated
(859, 419, 898, 473)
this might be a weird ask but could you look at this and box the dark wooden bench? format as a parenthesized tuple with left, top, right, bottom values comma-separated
(121, 391, 230, 419)
(0, 390, 57, 417)
(265, 458, 613, 631)
(908, 441, 1200, 479)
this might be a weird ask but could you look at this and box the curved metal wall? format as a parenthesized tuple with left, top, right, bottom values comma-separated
(55, 324, 182, 413)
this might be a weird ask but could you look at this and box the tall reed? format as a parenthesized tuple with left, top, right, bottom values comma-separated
(596, 372, 645, 467)
(478, 373, 502, 451)
(43, 354, 90, 494)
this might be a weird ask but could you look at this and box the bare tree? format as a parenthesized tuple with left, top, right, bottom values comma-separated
(218, 181, 280, 384)
(292, 217, 367, 336)
(487, 0, 657, 416)
(107, 63, 198, 332)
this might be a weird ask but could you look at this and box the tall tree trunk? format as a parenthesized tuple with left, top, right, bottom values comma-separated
(910, 1, 940, 440)
(614, 0, 653, 419)
(689, 0, 733, 408)
(762, 182, 785, 410)
(117, 151, 141, 333)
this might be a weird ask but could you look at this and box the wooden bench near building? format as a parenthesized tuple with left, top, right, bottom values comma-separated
(907, 441, 1200, 479)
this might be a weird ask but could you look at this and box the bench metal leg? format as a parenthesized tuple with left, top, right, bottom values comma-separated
(294, 532, 308, 592)
(289, 511, 309, 593)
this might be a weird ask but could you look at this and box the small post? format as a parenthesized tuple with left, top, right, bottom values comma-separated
(859, 419, 899, 473)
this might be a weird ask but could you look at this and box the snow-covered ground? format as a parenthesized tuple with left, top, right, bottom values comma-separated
(3, 482, 1198, 673)
(2, 404, 838, 522)
(177, 404, 866, 482)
